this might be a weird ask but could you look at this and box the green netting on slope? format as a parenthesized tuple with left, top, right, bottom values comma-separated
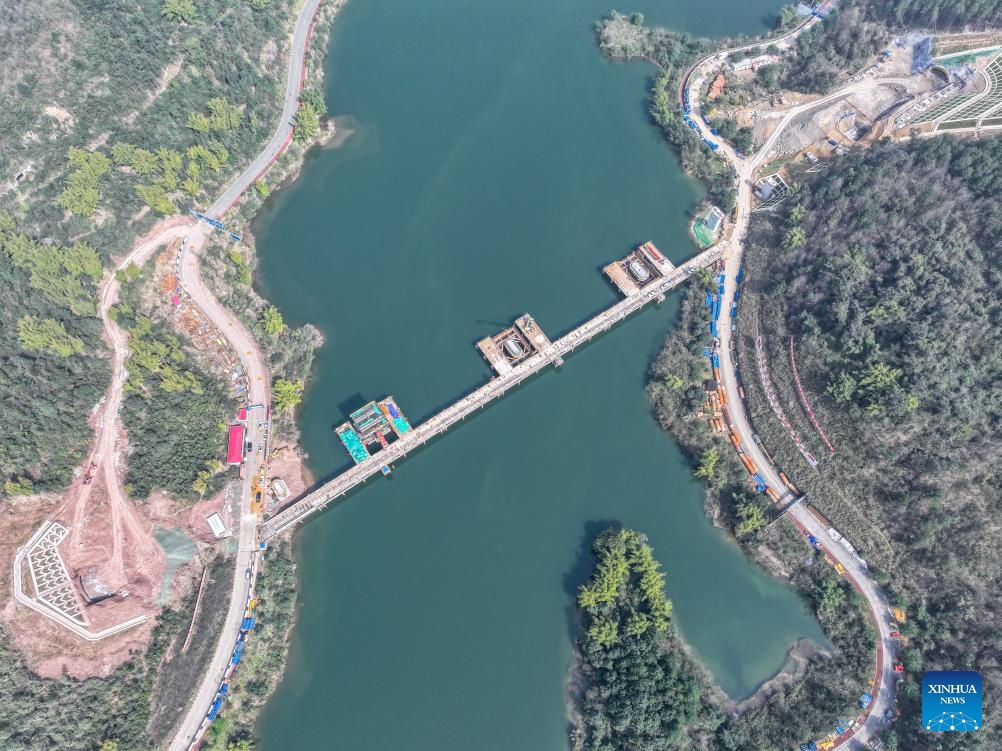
(692, 222, 715, 248)
(914, 94, 975, 123)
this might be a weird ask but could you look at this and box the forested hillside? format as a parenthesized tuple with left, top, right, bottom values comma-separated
(111, 263, 235, 499)
(780, 0, 1002, 93)
(739, 137, 1002, 748)
(1, 0, 302, 255)
(0, 0, 315, 495)
(0, 219, 109, 493)
(571, 529, 702, 751)
(571, 528, 876, 750)
(862, 0, 1002, 28)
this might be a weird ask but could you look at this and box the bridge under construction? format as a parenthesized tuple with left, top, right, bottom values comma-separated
(259, 242, 724, 540)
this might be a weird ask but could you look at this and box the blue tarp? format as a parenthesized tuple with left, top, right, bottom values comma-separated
(241, 617, 255, 631)
(860, 692, 873, 708)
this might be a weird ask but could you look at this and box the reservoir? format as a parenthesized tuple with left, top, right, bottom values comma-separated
(253, 0, 826, 748)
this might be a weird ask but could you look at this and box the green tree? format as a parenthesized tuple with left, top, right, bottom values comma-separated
(856, 362, 902, 415)
(262, 305, 285, 335)
(57, 148, 111, 216)
(827, 371, 856, 403)
(663, 373, 684, 390)
(135, 184, 177, 215)
(588, 617, 619, 646)
(777, 4, 799, 28)
(299, 89, 327, 117)
(902, 647, 923, 673)
(1, 233, 102, 315)
(18, 316, 85, 357)
(734, 500, 766, 537)
(781, 225, 806, 250)
(292, 104, 321, 144)
(187, 112, 212, 132)
(814, 579, 846, 618)
(694, 447, 719, 481)
(786, 203, 806, 225)
(162, 0, 197, 23)
(4, 477, 34, 496)
(208, 98, 242, 130)
(273, 378, 304, 412)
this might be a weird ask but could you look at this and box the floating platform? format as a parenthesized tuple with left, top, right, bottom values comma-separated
(336, 423, 370, 464)
(604, 242, 673, 296)
(477, 314, 558, 375)
(378, 396, 412, 438)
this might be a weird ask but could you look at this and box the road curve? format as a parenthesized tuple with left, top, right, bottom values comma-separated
(680, 26, 897, 750)
(209, 0, 325, 217)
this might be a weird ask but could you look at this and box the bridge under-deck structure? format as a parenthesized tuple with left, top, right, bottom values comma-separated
(259, 243, 724, 540)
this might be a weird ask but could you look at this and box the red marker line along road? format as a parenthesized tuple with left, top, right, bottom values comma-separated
(677, 17, 899, 749)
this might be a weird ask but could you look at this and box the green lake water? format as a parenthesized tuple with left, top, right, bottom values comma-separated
(252, 0, 826, 748)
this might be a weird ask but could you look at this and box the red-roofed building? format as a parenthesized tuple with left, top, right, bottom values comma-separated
(227, 425, 246, 465)
(237, 406, 248, 422)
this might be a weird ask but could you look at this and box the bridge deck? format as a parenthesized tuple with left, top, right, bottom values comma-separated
(259, 246, 723, 540)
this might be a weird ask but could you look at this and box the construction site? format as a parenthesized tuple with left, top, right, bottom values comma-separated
(3, 229, 309, 677)
(702, 30, 1002, 187)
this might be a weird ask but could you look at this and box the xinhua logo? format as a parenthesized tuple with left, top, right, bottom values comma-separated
(923, 671, 982, 731)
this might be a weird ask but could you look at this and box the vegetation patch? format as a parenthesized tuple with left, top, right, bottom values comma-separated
(147, 554, 236, 742)
(112, 263, 234, 499)
(0, 0, 303, 256)
(0, 222, 109, 494)
(738, 137, 1002, 747)
(596, 13, 737, 211)
(571, 528, 701, 751)
(0, 606, 188, 751)
(204, 542, 299, 749)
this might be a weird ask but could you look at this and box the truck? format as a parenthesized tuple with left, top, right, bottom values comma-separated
(207, 697, 224, 721)
(231, 639, 245, 666)
(702, 138, 719, 151)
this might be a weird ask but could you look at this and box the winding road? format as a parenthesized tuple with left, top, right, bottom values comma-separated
(165, 1, 325, 748)
(49, 0, 326, 747)
(52, 2, 900, 748)
(680, 20, 898, 750)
